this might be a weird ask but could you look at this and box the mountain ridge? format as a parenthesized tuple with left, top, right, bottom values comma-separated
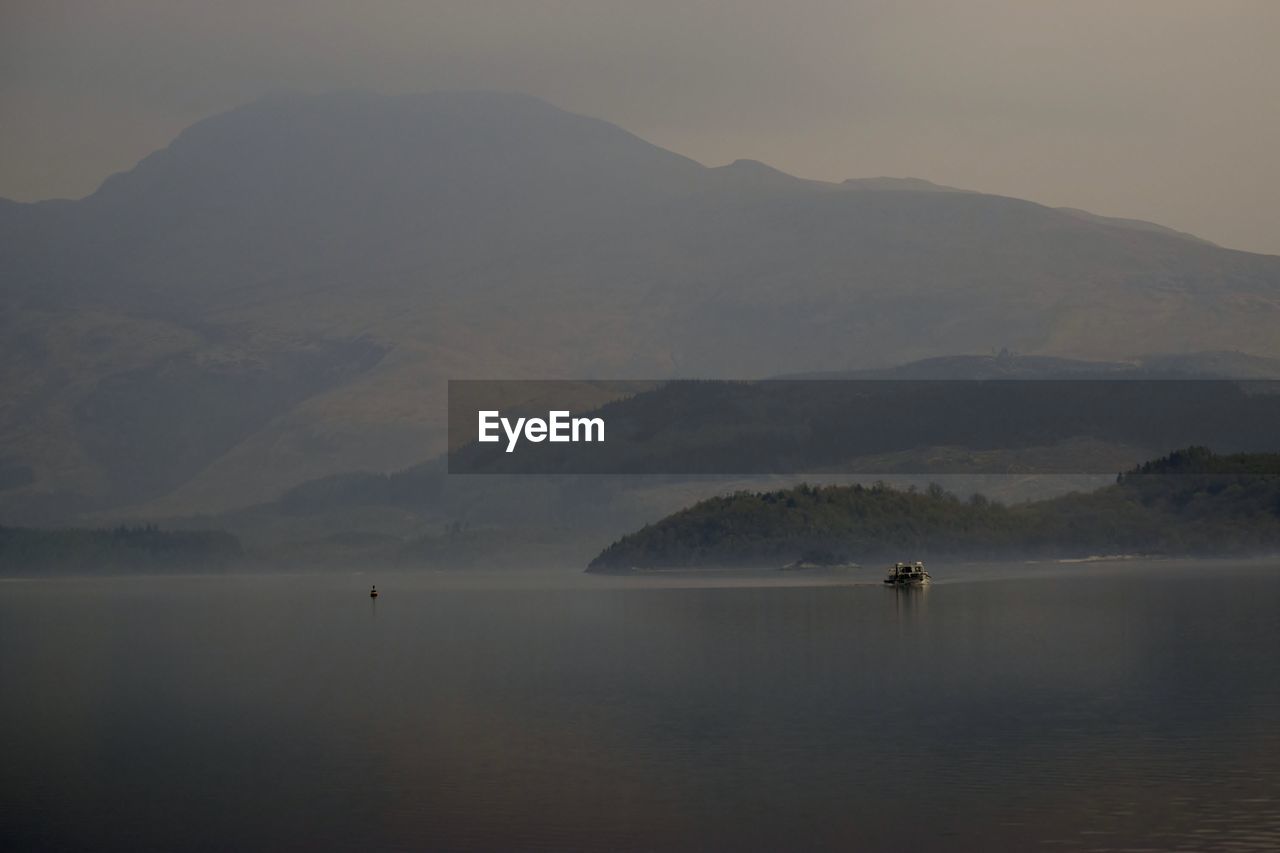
(3, 91, 1280, 521)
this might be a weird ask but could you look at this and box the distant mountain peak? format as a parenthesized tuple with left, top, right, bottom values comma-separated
(706, 158, 834, 192)
(718, 158, 793, 175)
(88, 89, 706, 209)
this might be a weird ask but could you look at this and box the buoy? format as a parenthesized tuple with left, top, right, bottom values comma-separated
(370, 585, 379, 598)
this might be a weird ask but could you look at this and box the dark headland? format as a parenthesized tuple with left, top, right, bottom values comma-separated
(588, 448, 1280, 572)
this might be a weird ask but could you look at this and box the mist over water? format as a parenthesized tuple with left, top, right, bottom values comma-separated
(4, 560, 1278, 851)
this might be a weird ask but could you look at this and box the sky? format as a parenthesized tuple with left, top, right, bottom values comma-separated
(2, 0, 1278, 254)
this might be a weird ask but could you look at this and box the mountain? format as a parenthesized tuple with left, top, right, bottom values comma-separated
(587, 448, 1280, 570)
(3, 91, 1280, 522)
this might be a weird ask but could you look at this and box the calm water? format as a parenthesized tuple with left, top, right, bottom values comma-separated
(2, 560, 1279, 852)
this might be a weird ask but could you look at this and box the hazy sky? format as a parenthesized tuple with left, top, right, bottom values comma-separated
(3, 0, 1278, 253)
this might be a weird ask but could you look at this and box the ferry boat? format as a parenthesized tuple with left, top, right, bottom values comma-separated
(883, 561, 931, 586)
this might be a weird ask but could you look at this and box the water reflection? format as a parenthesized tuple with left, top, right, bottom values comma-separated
(1, 561, 1278, 851)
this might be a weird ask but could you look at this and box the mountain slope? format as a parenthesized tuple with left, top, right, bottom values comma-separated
(3, 91, 1280, 520)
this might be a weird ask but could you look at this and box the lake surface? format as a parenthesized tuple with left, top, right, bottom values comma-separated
(3, 560, 1279, 851)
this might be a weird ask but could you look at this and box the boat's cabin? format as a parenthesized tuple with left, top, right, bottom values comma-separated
(886, 561, 928, 579)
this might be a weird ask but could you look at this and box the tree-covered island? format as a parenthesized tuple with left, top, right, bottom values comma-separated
(588, 448, 1280, 571)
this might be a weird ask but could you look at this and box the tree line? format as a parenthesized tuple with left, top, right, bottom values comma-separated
(0, 524, 243, 574)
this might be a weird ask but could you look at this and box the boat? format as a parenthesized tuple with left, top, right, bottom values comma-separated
(370, 585, 379, 598)
(883, 561, 931, 586)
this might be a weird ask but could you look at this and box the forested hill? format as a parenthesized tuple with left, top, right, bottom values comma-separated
(587, 448, 1280, 571)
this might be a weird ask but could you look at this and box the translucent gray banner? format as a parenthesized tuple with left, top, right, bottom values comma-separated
(447, 379, 1280, 474)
